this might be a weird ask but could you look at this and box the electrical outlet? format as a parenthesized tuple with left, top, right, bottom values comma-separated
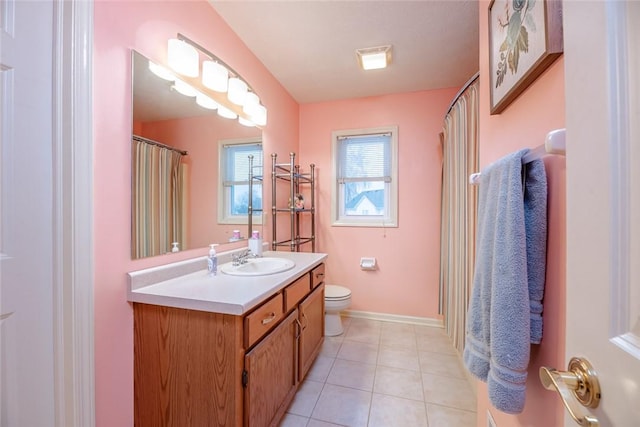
(487, 410, 497, 427)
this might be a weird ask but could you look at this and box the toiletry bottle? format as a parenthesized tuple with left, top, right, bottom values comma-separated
(208, 244, 218, 276)
(249, 231, 262, 257)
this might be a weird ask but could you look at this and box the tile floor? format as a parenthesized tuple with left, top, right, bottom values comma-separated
(278, 317, 477, 427)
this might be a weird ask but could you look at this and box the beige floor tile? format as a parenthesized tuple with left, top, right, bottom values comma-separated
(426, 403, 476, 427)
(278, 413, 309, 427)
(418, 350, 466, 378)
(282, 318, 477, 427)
(422, 373, 477, 412)
(373, 365, 424, 401)
(344, 321, 381, 345)
(287, 379, 324, 417)
(327, 358, 376, 391)
(307, 355, 336, 382)
(307, 419, 345, 427)
(320, 336, 343, 358)
(414, 325, 447, 338)
(416, 333, 458, 355)
(377, 345, 420, 371)
(368, 393, 428, 427)
(336, 340, 378, 364)
(311, 383, 372, 427)
(380, 328, 417, 350)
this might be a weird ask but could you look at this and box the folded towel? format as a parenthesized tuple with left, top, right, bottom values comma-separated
(463, 149, 547, 414)
(523, 160, 547, 344)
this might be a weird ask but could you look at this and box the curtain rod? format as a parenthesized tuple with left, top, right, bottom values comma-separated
(445, 71, 480, 117)
(133, 135, 188, 156)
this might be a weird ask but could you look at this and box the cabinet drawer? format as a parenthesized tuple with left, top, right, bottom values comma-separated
(311, 264, 325, 289)
(284, 274, 311, 313)
(245, 293, 284, 348)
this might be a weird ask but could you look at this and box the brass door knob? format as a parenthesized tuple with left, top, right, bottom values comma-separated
(539, 357, 601, 426)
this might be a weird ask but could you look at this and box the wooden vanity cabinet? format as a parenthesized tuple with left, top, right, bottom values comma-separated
(244, 309, 298, 427)
(133, 263, 326, 427)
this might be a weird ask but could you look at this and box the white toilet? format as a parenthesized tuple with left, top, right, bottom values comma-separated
(324, 284, 352, 336)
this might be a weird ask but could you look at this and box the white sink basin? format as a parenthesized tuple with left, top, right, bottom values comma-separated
(220, 257, 295, 276)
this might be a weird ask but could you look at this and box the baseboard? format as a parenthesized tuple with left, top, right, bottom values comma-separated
(343, 309, 443, 328)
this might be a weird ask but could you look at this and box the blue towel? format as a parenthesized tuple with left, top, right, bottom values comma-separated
(463, 149, 547, 414)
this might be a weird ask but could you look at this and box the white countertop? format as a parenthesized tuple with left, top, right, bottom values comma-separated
(128, 251, 328, 315)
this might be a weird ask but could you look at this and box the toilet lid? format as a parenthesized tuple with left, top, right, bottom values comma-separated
(325, 285, 351, 299)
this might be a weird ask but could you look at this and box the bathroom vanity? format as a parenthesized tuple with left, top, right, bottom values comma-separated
(128, 251, 327, 427)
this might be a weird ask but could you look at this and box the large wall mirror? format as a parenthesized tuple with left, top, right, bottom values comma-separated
(131, 50, 263, 259)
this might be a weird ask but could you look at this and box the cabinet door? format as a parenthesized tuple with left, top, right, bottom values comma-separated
(298, 283, 325, 381)
(244, 309, 298, 427)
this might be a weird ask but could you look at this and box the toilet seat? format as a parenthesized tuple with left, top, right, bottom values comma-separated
(325, 285, 351, 300)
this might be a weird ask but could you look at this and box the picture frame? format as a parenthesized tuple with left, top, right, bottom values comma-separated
(488, 0, 563, 115)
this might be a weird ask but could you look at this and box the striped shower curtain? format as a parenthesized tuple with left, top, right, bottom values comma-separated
(439, 77, 479, 354)
(132, 138, 185, 258)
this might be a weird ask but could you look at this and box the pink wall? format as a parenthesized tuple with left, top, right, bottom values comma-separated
(474, 1, 566, 425)
(93, 2, 298, 426)
(299, 89, 458, 318)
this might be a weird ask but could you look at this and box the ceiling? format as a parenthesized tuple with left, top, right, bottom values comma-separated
(210, 0, 479, 104)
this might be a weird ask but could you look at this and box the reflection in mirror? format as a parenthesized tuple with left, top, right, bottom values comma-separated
(131, 50, 262, 259)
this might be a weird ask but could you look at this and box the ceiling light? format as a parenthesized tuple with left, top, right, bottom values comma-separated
(167, 38, 199, 77)
(202, 60, 229, 92)
(356, 45, 392, 70)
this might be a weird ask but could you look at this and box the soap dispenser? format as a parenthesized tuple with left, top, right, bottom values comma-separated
(207, 244, 219, 276)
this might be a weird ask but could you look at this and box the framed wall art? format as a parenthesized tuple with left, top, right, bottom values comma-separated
(488, 0, 563, 115)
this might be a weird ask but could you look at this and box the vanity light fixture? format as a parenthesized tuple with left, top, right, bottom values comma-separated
(227, 77, 248, 106)
(168, 38, 199, 77)
(165, 33, 268, 125)
(202, 60, 229, 92)
(356, 45, 392, 70)
(243, 92, 260, 116)
(148, 61, 175, 81)
(251, 104, 267, 127)
(217, 104, 238, 120)
(238, 116, 255, 127)
(173, 78, 198, 97)
(195, 92, 218, 110)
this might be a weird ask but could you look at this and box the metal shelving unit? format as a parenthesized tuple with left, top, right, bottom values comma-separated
(271, 152, 315, 252)
(247, 154, 263, 239)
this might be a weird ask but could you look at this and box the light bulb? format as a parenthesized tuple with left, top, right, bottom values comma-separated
(202, 61, 229, 92)
(167, 38, 199, 77)
(227, 77, 248, 106)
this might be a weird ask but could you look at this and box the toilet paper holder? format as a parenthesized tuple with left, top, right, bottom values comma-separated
(360, 257, 377, 270)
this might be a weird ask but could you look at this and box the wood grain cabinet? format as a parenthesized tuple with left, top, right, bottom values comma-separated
(133, 263, 325, 427)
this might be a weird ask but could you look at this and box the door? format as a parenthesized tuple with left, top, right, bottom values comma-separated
(563, 1, 640, 425)
(1, 1, 56, 425)
(244, 309, 298, 427)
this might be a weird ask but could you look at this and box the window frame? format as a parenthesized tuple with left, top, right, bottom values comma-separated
(331, 125, 398, 227)
(217, 137, 263, 225)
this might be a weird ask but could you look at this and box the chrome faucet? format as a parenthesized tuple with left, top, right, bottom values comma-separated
(232, 249, 254, 266)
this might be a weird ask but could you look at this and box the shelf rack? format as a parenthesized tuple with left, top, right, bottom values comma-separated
(271, 152, 315, 252)
(247, 154, 263, 238)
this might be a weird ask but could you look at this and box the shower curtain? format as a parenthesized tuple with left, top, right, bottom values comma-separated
(439, 76, 479, 354)
(132, 138, 185, 258)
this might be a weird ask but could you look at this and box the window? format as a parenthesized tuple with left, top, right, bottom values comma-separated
(331, 126, 398, 227)
(218, 138, 263, 224)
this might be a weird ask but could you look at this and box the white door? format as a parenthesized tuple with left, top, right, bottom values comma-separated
(1, 0, 56, 424)
(563, 1, 640, 425)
